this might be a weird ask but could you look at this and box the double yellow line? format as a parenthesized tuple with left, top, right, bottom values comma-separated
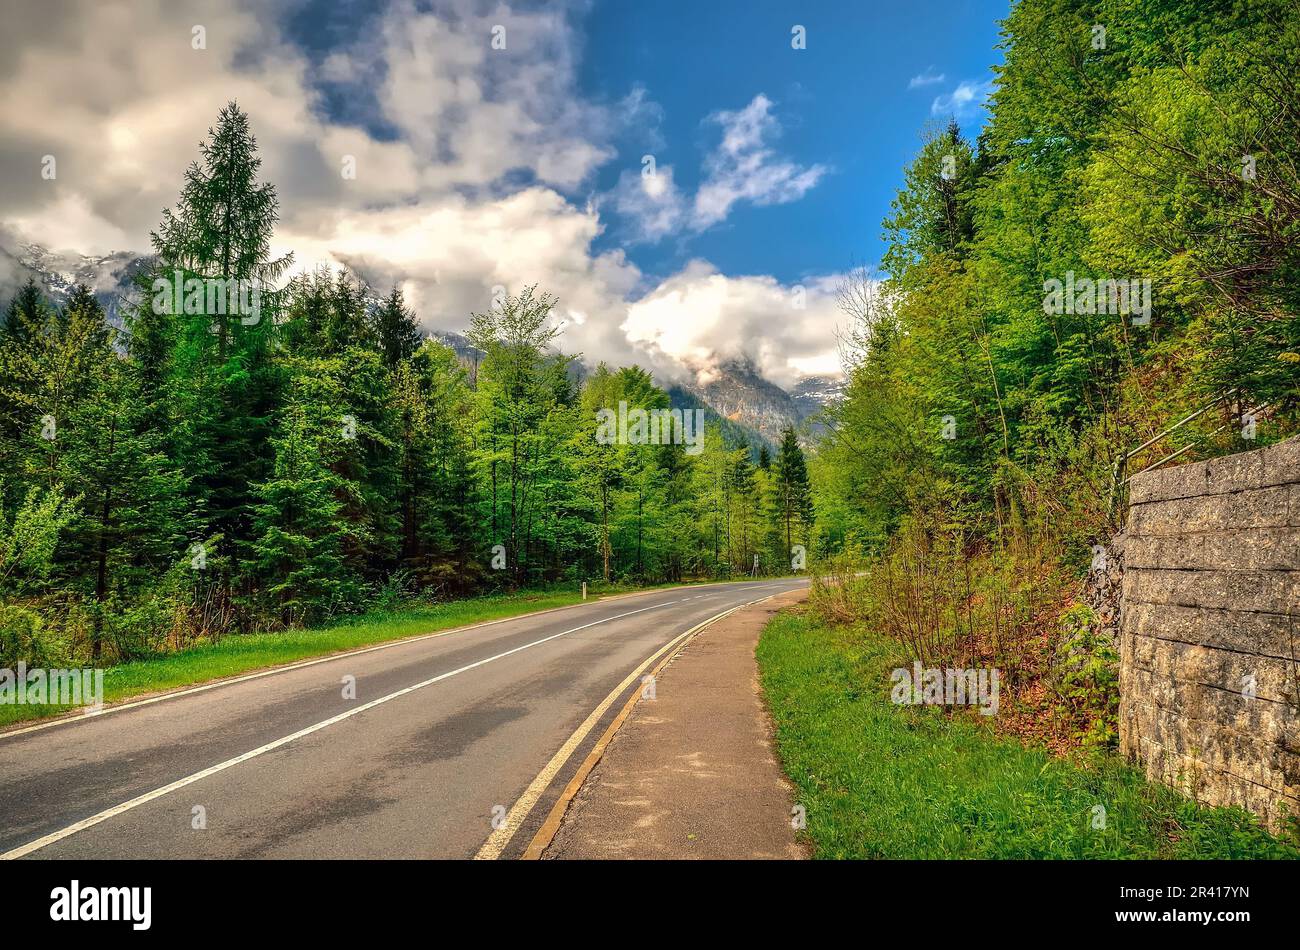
(475, 601, 753, 861)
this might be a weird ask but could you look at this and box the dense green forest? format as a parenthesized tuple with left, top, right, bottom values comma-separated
(810, 0, 1299, 747)
(0, 104, 813, 666)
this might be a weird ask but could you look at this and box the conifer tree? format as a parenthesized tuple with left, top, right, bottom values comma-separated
(772, 424, 813, 563)
(1, 278, 47, 346)
(151, 101, 292, 355)
(373, 286, 423, 370)
(144, 102, 292, 589)
(249, 375, 365, 626)
(60, 347, 190, 658)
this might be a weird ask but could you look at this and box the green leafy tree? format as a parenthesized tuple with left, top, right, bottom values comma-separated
(467, 285, 577, 586)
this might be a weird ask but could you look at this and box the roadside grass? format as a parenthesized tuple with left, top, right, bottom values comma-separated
(0, 585, 630, 730)
(757, 609, 1299, 859)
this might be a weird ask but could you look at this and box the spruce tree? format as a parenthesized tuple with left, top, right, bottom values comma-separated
(373, 286, 422, 370)
(144, 102, 292, 593)
(61, 349, 190, 659)
(1, 279, 47, 346)
(773, 424, 813, 564)
(249, 385, 365, 627)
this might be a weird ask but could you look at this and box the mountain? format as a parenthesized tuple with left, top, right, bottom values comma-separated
(791, 374, 846, 413)
(670, 358, 834, 446)
(3, 239, 842, 447)
(424, 328, 482, 364)
(0, 239, 149, 329)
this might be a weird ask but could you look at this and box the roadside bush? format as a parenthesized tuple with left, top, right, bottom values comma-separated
(854, 508, 1060, 684)
(808, 552, 871, 624)
(371, 569, 414, 612)
(0, 485, 80, 595)
(0, 603, 64, 668)
(1051, 604, 1120, 751)
(91, 560, 213, 662)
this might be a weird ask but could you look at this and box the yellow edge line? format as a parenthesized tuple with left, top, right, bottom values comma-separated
(520, 589, 800, 861)
(479, 587, 796, 861)
(473, 605, 745, 861)
(519, 609, 741, 860)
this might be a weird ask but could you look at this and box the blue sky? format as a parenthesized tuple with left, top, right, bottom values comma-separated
(583, 0, 1009, 282)
(278, 0, 1008, 283)
(1, 0, 1010, 388)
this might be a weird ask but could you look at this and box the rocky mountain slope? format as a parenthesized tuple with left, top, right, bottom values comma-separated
(3, 240, 842, 446)
(0, 238, 146, 329)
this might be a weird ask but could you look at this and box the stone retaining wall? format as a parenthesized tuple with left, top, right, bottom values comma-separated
(1119, 435, 1299, 832)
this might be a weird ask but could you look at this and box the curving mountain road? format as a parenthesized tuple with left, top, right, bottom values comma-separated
(0, 578, 807, 860)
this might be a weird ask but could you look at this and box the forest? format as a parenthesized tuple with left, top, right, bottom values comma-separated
(0, 102, 813, 666)
(811, 0, 1299, 748)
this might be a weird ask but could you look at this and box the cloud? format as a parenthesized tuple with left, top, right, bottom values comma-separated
(931, 79, 994, 119)
(0, 0, 843, 390)
(609, 93, 827, 242)
(0, 0, 322, 256)
(617, 84, 667, 153)
(691, 94, 827, 230)
(622, 261, 843, 390)
(608, 163, 687, 243)
(365, 0, 615, 193)
(908, 68, 946, 89)
(0, 0, 621, 254)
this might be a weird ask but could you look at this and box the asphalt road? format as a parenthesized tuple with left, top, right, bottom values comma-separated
(0, 578, 807, 859)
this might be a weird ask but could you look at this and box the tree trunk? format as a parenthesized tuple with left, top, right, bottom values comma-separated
(91, 416, 118, 661)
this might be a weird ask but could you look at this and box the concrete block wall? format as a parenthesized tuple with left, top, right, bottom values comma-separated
(1119, 435, 1300, 832)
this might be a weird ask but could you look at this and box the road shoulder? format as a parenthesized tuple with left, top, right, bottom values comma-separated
(542, 588, 810, 860)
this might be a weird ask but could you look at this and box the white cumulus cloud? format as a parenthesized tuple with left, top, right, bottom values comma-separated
(908, 68, 946, 89)
(931, 79, 994, 119)
(691, 94, 827, 230)
(0, 0, 843, 390)
(622, 261, 843, 390)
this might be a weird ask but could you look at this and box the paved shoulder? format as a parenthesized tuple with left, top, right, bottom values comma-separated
(544, 588, 809, 860)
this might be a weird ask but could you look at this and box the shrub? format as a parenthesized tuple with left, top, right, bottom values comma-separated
(0, 603, 63, 667)
(1052, 604, 1120, 750)
(851, 508, 1060, 683)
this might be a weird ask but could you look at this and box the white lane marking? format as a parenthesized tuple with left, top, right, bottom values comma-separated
(0, 599, 681, 860)
(0, 587, 731, 742)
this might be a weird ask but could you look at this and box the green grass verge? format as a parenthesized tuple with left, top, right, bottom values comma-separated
(757, 610, 1298, 859)
(0, 588, 600, 730)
